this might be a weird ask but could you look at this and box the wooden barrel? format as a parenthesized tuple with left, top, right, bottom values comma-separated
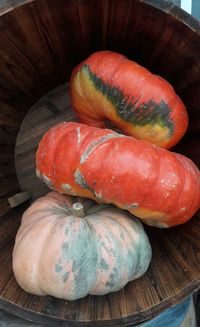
(0, 0, 200, 326)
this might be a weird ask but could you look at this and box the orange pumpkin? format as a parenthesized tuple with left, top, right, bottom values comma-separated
(13, 192, 152, 300)
(70, 51, 188, 149)
(36, 122, 200, 228)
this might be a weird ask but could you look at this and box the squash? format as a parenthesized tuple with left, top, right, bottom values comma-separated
(36, 122, 200, 228)
(13, 192, 152, 301)
(70, 50, 188, 149)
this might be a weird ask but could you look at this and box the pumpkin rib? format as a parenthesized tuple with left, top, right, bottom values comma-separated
(14, 214, 55, 295)
(103, 212, 147, 282)
(133, 144, 160, 208)
(177, 157, 200, 222)
(89, 216, 115, 293)
(171, 156, 187, 216)
(36, 210, 69, 295)
(103, 212, 138, 249)
(150, 149, 183, 216)
(128, 221, 150, 280)
(85, 219, 102, 294)
(15, 212, 54, 245)
(88, 215, 134, 294)
(168, 154, 199, 224)
(171, 154, 187, 215)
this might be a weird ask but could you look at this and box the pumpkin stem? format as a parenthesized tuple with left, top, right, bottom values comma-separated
(71, 202, 85, 218)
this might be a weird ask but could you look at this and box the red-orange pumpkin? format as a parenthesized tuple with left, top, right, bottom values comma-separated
(36, 122, 200, 228)
(70, 51, 188, 149)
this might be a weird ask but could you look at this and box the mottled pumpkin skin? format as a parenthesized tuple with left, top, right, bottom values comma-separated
(70, 51, 188, 149)
(36, 122, 200, 228)
(13, 192, 152, 301)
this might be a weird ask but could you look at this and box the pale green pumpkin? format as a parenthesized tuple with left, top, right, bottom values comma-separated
(13, 192, 152, 301)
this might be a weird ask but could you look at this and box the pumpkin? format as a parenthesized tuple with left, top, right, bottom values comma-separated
(36, 122, 200, 228)
(13, 192, 152, 300)
(70, 50, 188, 149)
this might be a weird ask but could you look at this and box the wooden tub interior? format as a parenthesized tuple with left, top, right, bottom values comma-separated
(0, 0, 200, 325)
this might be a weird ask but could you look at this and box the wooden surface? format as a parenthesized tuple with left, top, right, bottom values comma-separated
(10, 83, 200, 326)
(15, 84, 74, 201)
(0, 0, 200, 325)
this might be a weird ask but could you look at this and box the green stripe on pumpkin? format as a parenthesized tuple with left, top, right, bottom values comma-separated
(83, 64, 174, 136)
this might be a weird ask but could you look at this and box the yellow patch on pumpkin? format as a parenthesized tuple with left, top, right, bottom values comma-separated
(73, 68, 171, 147)
(130, 206, 170, 226)
(130, 124, 170, 147)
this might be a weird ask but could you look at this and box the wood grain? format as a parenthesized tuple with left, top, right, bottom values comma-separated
(0, 0, 199, 325)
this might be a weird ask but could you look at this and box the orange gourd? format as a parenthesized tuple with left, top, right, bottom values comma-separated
(36, 122, 200, 228)
(70, 51, 188, 149)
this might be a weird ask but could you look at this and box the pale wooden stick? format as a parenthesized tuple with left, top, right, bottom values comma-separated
(8, 191, 31, 208)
